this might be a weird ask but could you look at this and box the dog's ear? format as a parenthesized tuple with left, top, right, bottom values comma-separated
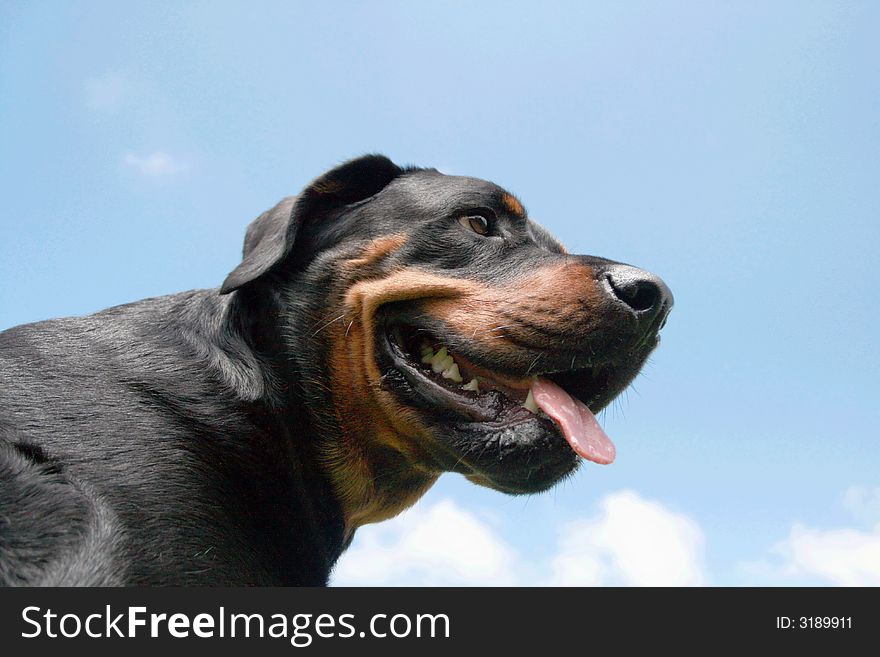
(220, 154, 403, 294)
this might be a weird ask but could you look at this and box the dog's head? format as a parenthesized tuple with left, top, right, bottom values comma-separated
(222, 155, 672, 526)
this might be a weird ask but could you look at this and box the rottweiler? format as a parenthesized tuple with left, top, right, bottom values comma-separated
(0, 155, 672, 585)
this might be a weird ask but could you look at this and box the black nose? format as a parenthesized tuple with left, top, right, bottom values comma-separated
(604, 264, 673, 327)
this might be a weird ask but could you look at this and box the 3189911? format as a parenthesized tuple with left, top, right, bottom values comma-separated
(776, 616, 852, 629)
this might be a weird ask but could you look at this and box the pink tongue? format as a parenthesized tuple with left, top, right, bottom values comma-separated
(531, 377, 616, 465)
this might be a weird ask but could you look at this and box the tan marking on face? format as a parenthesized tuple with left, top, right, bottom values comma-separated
(344, 269, 483, 393)
(515, 260, 600, 307)
(344, 234, 408, 269)
(323, 318, 438, 535)
(321, 269, 482, 533)
(318, 261, 601, 533)
(500, 192, 525, 217)
(420, 261, 601, 353)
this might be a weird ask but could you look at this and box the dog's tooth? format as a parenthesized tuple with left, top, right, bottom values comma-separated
(432, 356, 452, 373)
(442, 363, 462, 382)
(420, 347, 435, 364)
(523, 389, 539, 414)
(462, 378, 480, 392)
(429, 348, 448, 372)
(420, 343, 433, 356)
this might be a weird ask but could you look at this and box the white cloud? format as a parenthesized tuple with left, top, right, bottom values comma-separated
(333, 487, 880, 587)
(332, 499, 518, 586)
(769, 524, 880, 586)
(332, 491, 707, 587)
(123, 151, 187, 177)
(742, 487, 880, 586)
(85, 75, 126, 111)
(549, 490, 707, 586)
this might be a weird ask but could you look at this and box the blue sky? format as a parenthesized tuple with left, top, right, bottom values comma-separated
(2, 1, 878, 585)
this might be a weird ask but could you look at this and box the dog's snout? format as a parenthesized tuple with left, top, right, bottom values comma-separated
(603, 264, 673, 326)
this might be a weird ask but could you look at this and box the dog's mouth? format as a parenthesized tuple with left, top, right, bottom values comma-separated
(376, 313, 655, 493)
(387, 323, 617, 459)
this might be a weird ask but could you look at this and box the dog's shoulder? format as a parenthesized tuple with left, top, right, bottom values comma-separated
(0, 287, 343, 585)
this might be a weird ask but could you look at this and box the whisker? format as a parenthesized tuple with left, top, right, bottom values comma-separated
(311, 313, 346, 337)
(525, 351, 544, 376)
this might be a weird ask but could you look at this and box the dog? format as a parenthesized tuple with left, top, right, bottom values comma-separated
(0, 155, 672, 585)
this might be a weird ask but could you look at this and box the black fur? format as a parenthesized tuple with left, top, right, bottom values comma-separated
(0, 155, 671, 585)
(0, 158, 408, 585)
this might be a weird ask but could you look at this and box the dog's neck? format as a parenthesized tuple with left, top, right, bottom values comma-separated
(234, 278, 438, 543)
(318, 435, 439, 543)
(227, 285, 436, 554)
(219, 288, 354, 572)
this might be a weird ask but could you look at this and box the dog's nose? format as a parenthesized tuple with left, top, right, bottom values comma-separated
(603, 264, 673, 327)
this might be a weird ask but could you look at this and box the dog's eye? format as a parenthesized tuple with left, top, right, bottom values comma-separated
(459, 214, 491, 236)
